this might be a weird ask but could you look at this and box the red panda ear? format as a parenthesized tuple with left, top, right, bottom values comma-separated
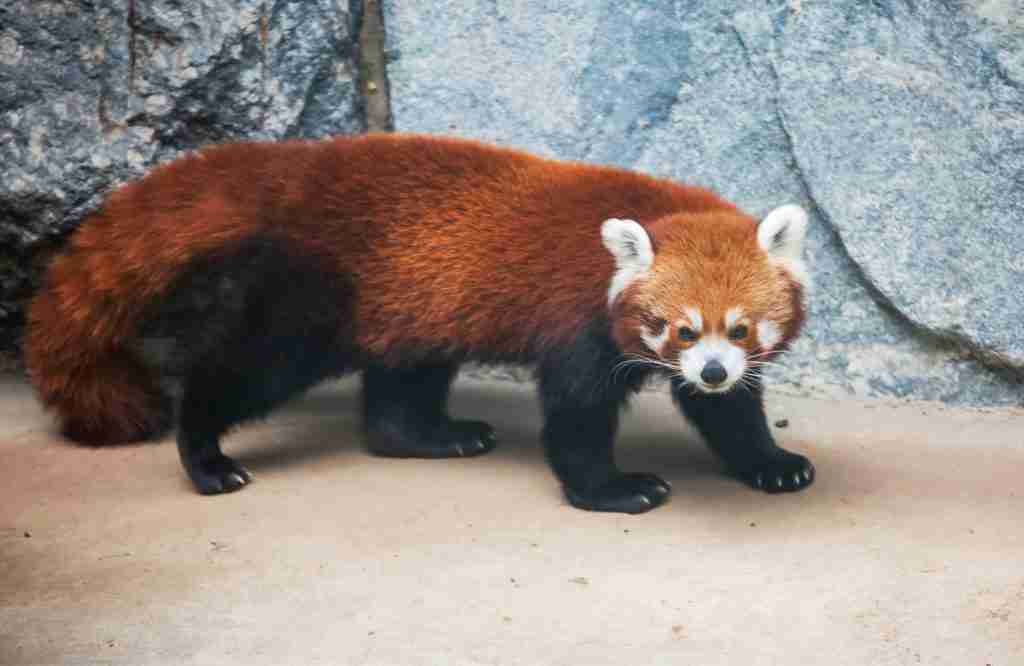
(601, 218, 653, 306)
(758, 204, 808, 261)
(758, 204, 811, 289)
(601, 218, 653, 267)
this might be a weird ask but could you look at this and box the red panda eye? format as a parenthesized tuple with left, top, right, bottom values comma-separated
(678, 326, 699, 342)
(728, 325, 749, 341)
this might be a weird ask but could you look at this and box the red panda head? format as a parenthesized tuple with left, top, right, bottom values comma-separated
(603, 204, 809, 393)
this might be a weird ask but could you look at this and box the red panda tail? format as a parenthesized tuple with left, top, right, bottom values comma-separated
(24, 243, 172, 444)
(24, 142, 279, 444)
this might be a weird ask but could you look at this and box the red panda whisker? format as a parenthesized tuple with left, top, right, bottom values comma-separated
(610, 359, 648, 383)
(747, 360, 787, 370)
(610, 357, 676, 385)
(747, 350, 789, 361)
(620, 353, 680, 373)
(747, 355, 789, 365)
(614, 356, 660, 371)
(737, 369, 761, 388)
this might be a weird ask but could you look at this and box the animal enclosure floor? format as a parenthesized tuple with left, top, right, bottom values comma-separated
(1, 375, 1022, 665)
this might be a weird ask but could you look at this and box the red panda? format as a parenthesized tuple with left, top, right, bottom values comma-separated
(25, 134, 812, 513)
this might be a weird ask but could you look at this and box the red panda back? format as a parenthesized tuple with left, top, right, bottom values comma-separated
(293, 135, 738, 359)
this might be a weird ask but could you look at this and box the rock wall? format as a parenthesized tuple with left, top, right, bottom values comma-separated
(0, 0, 364, 350)
(2, 0, 1022, 406)
(384, 0, 1024, 406)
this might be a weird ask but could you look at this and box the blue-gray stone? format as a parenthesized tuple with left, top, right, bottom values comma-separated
(775, 1, 1024, 367)
(385, 0, 1024, 405)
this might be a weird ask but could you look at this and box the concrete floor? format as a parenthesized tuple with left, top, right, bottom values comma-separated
(1, 375, 1022, 665)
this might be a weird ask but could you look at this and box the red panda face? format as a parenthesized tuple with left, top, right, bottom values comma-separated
(603, 205, 809, 393)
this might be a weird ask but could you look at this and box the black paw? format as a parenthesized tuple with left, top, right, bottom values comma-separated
(741, 452, 814, 493)
(187, 455, 254, 495)
(565, 473, 671, 514)
(367, 419, 497, 458)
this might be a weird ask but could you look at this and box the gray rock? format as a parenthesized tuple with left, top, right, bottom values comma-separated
(0, 0, 362, 337)
(385, 0, 1024, 405)
(775, 1, 1024, 367)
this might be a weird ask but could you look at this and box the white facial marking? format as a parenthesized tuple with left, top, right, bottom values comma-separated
(725, 307, 744, 329)
(759, 204, 811, 290)
(640, 322, 670, 354)
(683, 307, 703, 332)
(678, 335, 747, 393)
(757, 320, 782, 351)
(601, 218, 654, 307)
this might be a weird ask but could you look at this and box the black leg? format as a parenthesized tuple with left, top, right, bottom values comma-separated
(177, 374, 255, 495)
(538, 323, 668, 514)
(178, 332, 346, 494)
(362, 362, 496, 458)
(672, 376, 814, 492)
(168, 236, 352, 495)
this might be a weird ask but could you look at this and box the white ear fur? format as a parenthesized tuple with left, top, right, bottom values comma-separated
(601, 218, 653, 307)
(758, 204, 808, 260)
(602, 218, 653, 268)
(758, 204, 810, 288)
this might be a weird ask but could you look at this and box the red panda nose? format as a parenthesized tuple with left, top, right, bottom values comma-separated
(700, 360, 728, 386)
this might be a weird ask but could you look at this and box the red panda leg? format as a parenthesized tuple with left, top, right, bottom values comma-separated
(176, 329, 349, 494)
(671, 375, 814, 493)
(362, 362, 496, 458)
(538, 325, 671, 514)
(170, 236, 353, 494)
(176, 367, 255, 495)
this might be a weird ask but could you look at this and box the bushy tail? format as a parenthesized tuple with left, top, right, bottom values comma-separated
(24, 243, 173, 444)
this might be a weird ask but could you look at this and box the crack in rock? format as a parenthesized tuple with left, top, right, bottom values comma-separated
(768, 1, 1024, 381)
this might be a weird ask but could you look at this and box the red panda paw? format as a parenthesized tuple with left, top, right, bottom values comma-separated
(564, 473, 671, 514)
(186, 454, 254, 495)
(745, 453, 815, 493)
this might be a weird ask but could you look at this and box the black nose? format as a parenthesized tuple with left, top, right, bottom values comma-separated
(700, 360, 728, 386)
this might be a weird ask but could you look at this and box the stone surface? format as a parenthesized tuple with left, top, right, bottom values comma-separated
(775, 2, 1024, 366)
(0, 0, 362, 337)
(2, 376, 1023, 664)
(385, 0, 1024, 406)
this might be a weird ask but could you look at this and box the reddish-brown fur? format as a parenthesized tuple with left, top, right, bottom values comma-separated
(25, 133, 798, 443)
